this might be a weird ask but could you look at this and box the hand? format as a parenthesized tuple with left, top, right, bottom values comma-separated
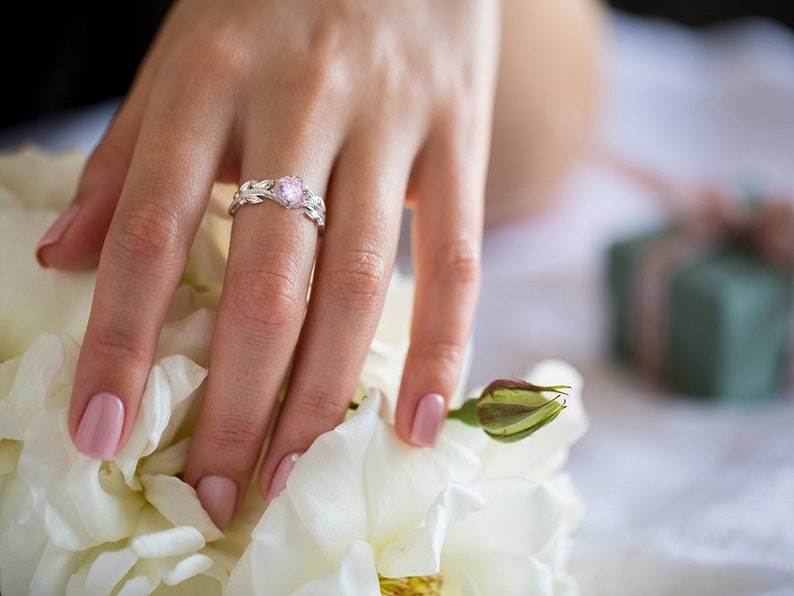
(36, 0, 500, 529)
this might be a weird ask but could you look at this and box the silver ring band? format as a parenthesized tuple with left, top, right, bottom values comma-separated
(228, 176, 326, 234)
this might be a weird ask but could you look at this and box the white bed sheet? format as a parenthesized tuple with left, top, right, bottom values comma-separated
(2, 9, 793, 595)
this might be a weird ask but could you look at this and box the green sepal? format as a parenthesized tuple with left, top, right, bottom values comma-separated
(445, 397, 481, 427)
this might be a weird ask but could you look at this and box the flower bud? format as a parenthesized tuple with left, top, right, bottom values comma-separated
(448, 379, 568, 443)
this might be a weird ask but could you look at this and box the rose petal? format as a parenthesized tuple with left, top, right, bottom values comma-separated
(377, 482, 485, 578)
(290, 541, 380, 596)
(79, 547, 138, 596)
(163, 553, 214, 586)
(363, 401, 480, 549)
(0, 334, 73, 440)
(139, 474, 223, 542)
(131, 526, 206, 559)
(115, 354, 208, 489)
(230, 489, 335, 595)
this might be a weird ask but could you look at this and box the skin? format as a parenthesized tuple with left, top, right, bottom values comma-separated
(37, 0, 604, 529)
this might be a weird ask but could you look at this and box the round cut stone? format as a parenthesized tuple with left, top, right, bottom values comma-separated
(273, 176, 306, 208)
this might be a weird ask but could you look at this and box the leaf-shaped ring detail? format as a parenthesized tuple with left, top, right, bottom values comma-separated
(228, 176, 326, 234)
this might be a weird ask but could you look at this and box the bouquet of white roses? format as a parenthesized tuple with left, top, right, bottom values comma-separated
(0, 147, 588, 595)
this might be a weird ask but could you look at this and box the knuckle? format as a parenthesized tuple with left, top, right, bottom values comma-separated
(226, 263, 304, 330)
(325, 248, 388, 312)
(434, 238, 481, 288)
(290, 390, 349, 427)
(206, 414, 264, 454)
(90, 327, 152, 370)
(111, 199, 182, 263)
(420, 339, 466, 376)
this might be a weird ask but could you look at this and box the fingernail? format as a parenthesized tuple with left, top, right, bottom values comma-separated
(74, 392, 124, 460)
(410, 392, 446, 447)
(266, 451, 303, 502)
(196, 475, 238, 530)
(36, 204, 80, 267)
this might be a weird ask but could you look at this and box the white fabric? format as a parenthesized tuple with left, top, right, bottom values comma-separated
(3, 9, 794, 594)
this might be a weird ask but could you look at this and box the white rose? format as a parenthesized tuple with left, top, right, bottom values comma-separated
(0, 146, 586, 595)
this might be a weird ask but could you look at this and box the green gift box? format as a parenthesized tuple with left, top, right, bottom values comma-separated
(608, 226, 792, 402)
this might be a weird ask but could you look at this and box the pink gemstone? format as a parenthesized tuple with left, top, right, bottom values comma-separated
(273, 176, 306, 208)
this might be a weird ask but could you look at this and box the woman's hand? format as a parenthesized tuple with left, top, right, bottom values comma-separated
(36, 0, 500, 529)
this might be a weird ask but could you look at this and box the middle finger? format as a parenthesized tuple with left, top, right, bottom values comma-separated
(183, 110, 340, 529)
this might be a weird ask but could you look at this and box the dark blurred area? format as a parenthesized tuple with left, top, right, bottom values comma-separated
(0, 1, 172, 130)
(1, 0, 793, 131)
(608, 0, 794, 29)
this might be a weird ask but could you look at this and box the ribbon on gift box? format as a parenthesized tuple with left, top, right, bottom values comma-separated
(601, 148, 794, 384)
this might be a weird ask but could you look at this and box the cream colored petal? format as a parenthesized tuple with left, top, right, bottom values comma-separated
(139, 474, 223, 542)
(0, 334, 72, 440)
(0, 212, 95, 361)
(443, 551, 554, 596)
(229, 484, 336, 595)
(444, 479, 567, 561)
(377, 482, 485, 578)
(0, 146, 83, 210)
(131, 526, 206, 559)
(79, 547, 138, 596)
(289, 540, 380, 596)
(440, 479, 573, 594)
(162, 553, 214, 586)
(283, 395, 381, 561)
(363, 397, 480, 550)
(115, 355, 207, 489)
(115, 574, 158, 596)
(30, 541, 79, 595)
(0, 504, 48, 595)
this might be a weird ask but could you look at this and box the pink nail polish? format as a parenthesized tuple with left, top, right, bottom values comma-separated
(266, 451, 303, 502)
(36, 204, 80, 266)
(197, 475, 238, 530)
(74, 392, 124, 460)
(410, 392, 446, 447)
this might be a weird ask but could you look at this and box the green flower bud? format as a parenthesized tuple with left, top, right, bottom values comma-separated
(448, 379, 568, 443)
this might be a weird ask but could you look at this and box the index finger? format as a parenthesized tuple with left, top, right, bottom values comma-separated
(68, 82, 230, 459)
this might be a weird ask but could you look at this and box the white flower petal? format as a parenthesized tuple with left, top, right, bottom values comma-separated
(21, 416, 142, 550)
(444, 550, 554, 596)
(0, 441, 21, 493)
(290, 540, 380, 596)
(284, 396, 381, 561)
(132, 526, 206, 559)
(139, 474, 223, 542)
(378, 482, 485, 578)
(364, 409, 480, 550)
(445, 479, 567, 560)
(30, 541, 79, 595)
(116, 575, 158, 596)
(81, 547, 139, 596)
(0, 333, 73, 440)
(0, 511, 48, 595)
(163, 553, 214, 585)
(115, 354, 207, 489)
(137, 438, 190, 478)
(228, 490, 335, 595)
(0, 148, 94, 363)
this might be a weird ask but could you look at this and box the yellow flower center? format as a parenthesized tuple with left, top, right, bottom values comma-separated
(379, 574, 443, 596)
